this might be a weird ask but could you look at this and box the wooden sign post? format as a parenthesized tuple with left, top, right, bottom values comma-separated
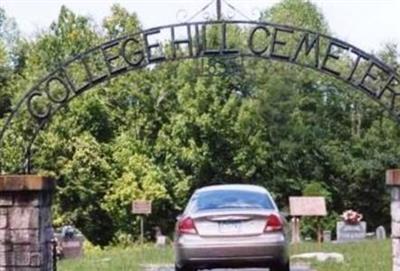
(289, 197, 327, 245)
(132, 200, 152, 244)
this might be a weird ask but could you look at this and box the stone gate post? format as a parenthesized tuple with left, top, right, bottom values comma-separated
(386, 169, 400, 271)
(0, 175, 55, 271)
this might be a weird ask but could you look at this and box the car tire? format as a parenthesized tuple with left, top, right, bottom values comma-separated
(270, 260, 290, 271)
(175, 264, 196, 271)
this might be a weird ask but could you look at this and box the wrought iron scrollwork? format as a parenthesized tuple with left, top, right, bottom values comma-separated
(0, 20, 399, 174)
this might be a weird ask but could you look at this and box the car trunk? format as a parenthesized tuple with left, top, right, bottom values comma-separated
(191, 209, 277, 237)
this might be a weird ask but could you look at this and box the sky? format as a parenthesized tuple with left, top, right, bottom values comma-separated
(1, 0, 400, 53)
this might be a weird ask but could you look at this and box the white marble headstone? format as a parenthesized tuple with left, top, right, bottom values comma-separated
(376, 225, 387, 240)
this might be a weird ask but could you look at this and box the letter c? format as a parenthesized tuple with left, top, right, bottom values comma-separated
(27, 91, 52, 119)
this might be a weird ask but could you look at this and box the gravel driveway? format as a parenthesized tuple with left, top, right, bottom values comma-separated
(143, 264, 314, 271)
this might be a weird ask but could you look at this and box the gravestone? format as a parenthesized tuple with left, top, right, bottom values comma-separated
(376, 225, 387, 240)
(336, 221, 367, 242)
(60, 235, 84, 259)
(156, 235, 167, 247)
(54, 226, 85, 259)
(323, 230, 332, 242)
(154, 226, 167, 247)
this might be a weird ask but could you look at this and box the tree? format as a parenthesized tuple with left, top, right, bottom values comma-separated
(1, 0, 400, 245)
(0, 8, 19, 116)
(103, 4, 141, 38)
(54, 133, 116, 246)
(263, 0, 329, 33)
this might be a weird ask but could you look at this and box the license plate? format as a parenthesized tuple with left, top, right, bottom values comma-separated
(219, 221, 241, 233)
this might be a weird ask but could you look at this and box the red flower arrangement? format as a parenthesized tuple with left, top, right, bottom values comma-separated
(341, 209, 363, 225)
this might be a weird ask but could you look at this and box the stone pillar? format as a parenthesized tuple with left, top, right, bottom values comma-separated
(386, 169, 400, 271)
(0, 175, 55, 271)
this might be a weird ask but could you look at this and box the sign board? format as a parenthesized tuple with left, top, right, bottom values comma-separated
(289, 196, 327, 217)
(132, 200, 152, 214)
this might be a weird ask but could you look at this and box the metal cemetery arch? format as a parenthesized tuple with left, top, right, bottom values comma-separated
(1, 20, 400, 173)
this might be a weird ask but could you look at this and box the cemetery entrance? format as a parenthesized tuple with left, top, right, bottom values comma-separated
(0, 2, 399, 270)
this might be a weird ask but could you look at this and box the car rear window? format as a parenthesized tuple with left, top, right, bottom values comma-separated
(192, 190, 274, 212)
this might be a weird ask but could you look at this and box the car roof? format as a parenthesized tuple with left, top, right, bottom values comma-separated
(195, 184, 269, 194)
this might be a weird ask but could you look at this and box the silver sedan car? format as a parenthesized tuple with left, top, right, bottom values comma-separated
(174, 184, 289, 271)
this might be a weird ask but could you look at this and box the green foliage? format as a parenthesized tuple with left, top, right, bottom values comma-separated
(33, 6, 100, 70)
(53, 133, 116, 246)
(58, 240, 390, 271)
(263, 0, 329, 33)
(303, 181, 331, 202)
(103, 4, 141, 37)
(0, 1, 399, 246)
(0, 7, 18, 114)
(0, 8, 19, 49)
(301, 181, 335, 240)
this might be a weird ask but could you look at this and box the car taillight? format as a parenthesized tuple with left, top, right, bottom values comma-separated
(178, 217, 198, 234)
(264, 214, 283, 232)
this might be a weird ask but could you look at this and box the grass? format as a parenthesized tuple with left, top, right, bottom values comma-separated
(290, 240, 391, 271)
(59, 245, 173, 271)
(59, 239, 391, 271)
